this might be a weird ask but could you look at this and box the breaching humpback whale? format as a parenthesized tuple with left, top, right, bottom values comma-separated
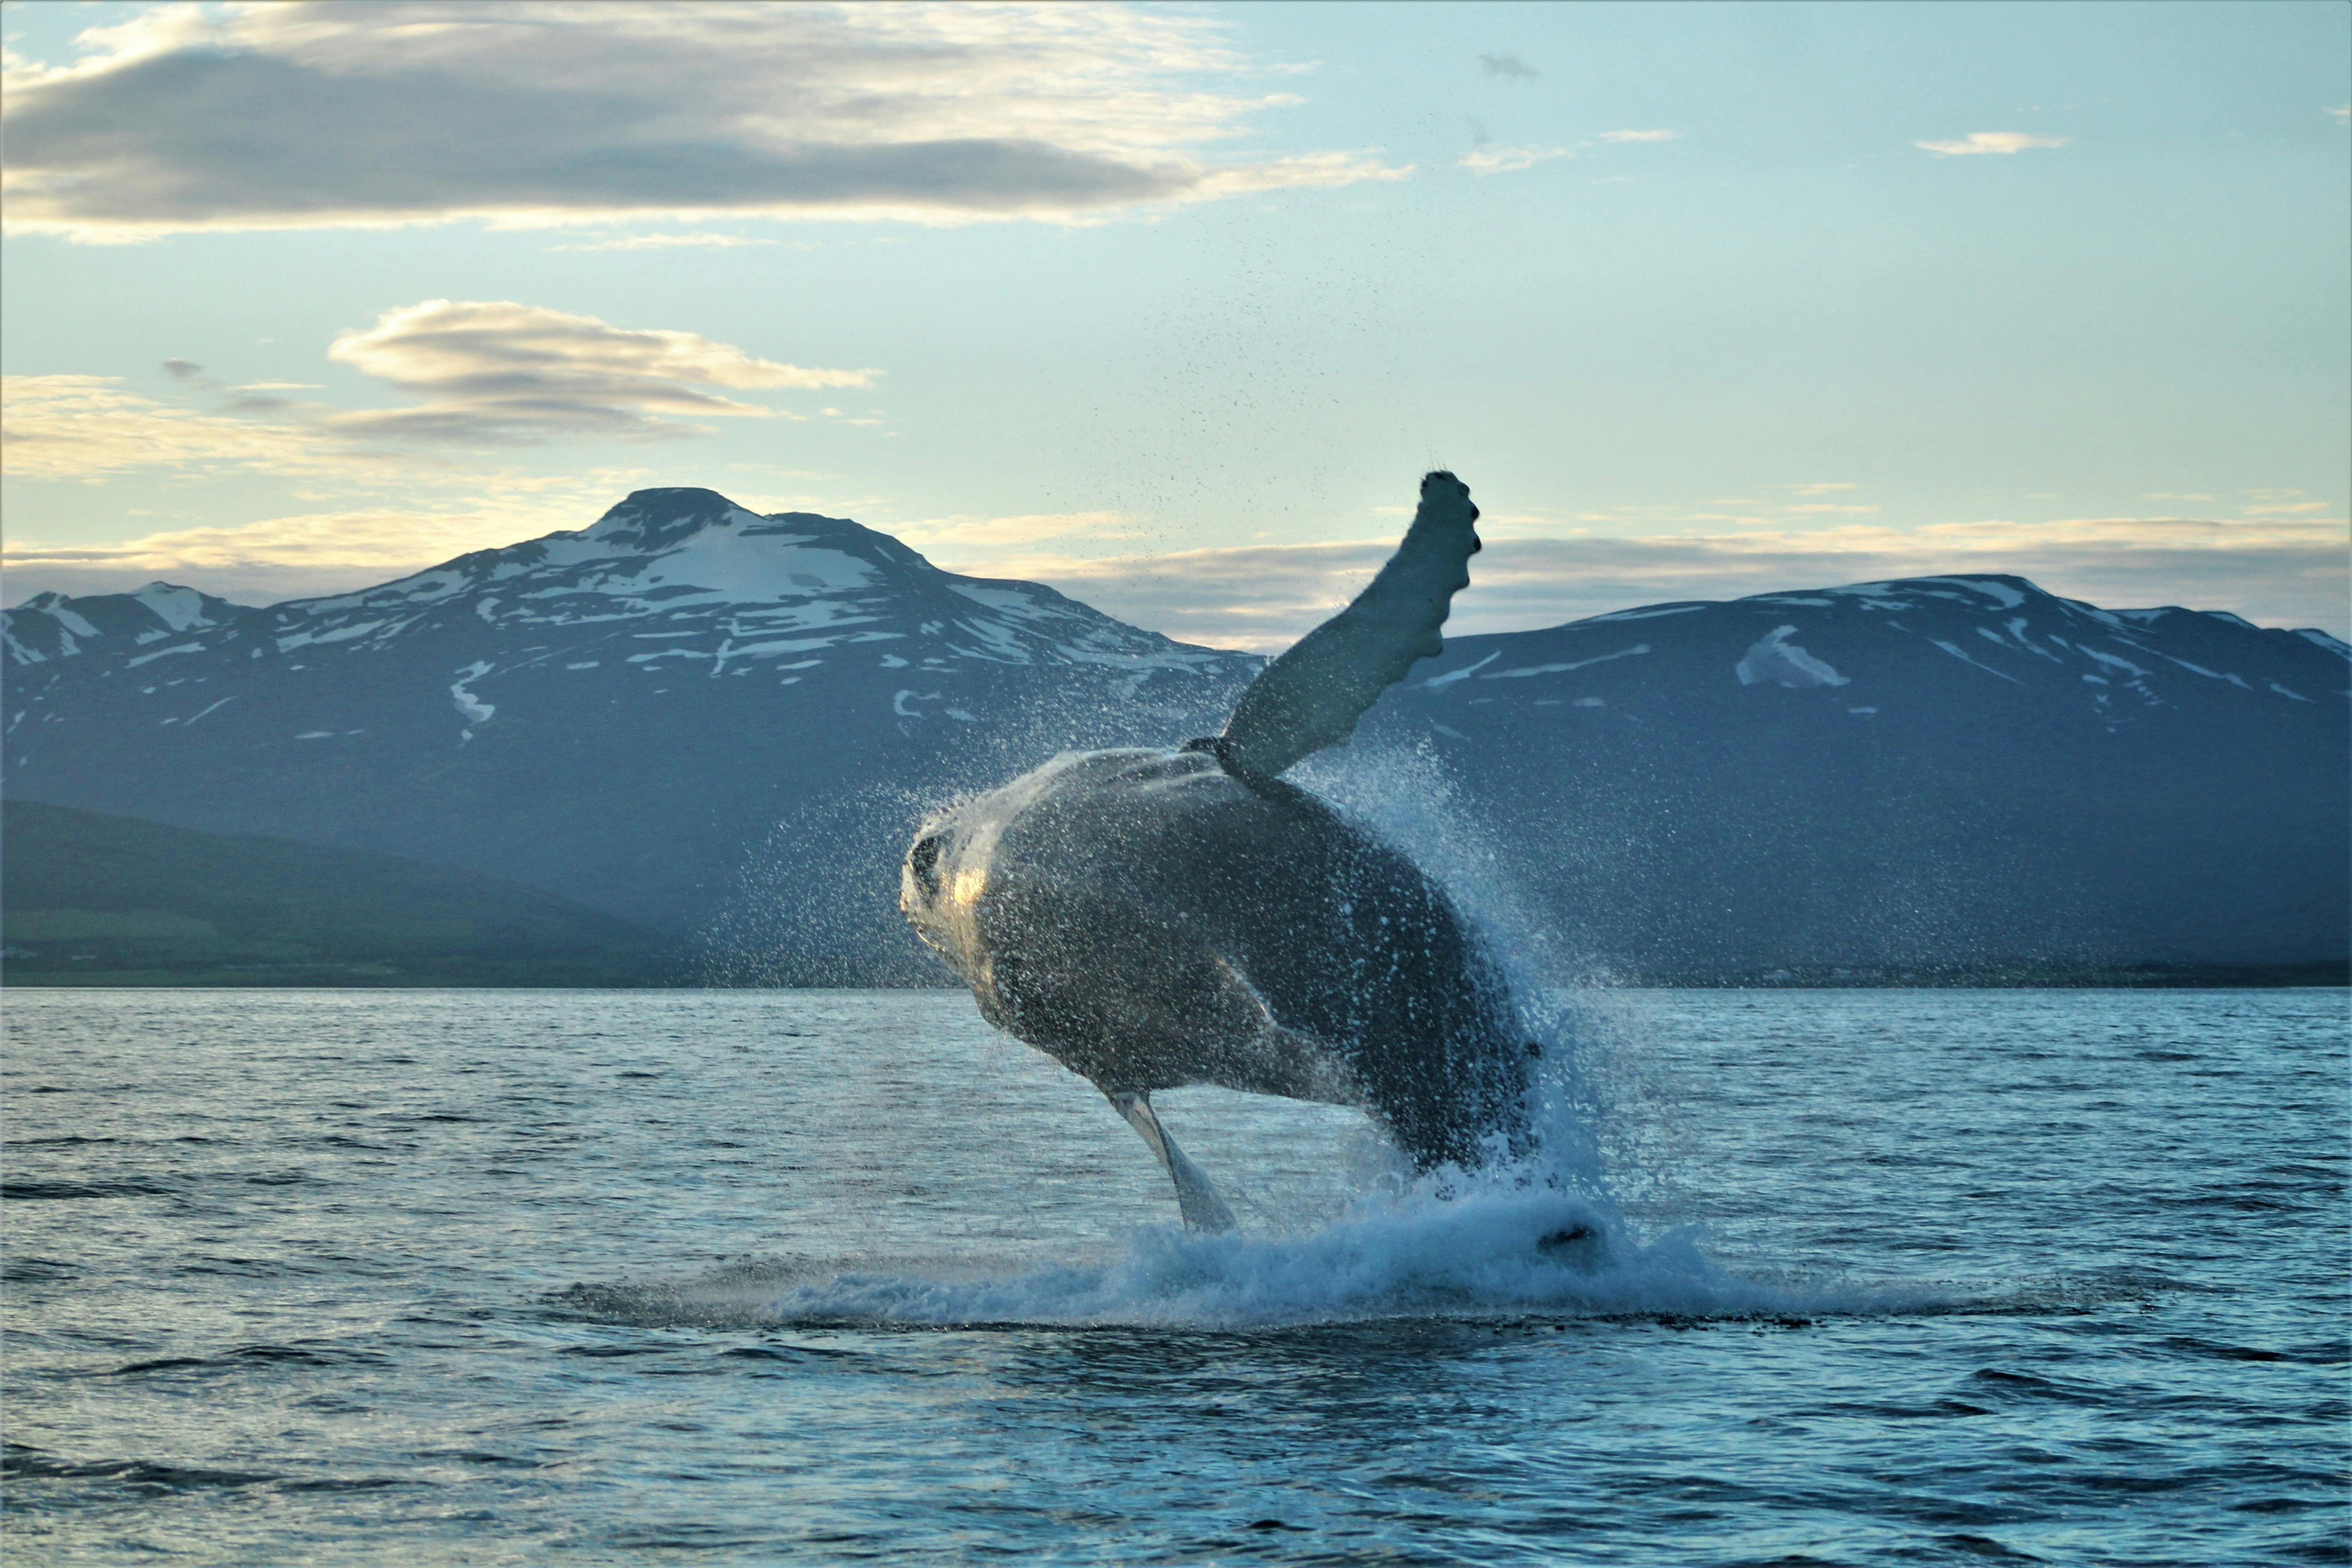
(900, 472, 1531, 1231)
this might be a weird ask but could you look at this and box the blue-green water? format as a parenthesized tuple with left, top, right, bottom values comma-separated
(4, 987, 2345, 1565)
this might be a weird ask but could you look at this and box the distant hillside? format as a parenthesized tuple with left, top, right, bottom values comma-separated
(1, 800, 683, 986)
(3, 581, 247, 665)
(1350, 575, 2348, 983)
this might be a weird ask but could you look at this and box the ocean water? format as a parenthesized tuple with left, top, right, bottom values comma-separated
(3, 985, 2344, 1566)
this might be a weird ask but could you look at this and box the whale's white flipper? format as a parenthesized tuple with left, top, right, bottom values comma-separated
(1107, 1090, 1239, 1234)
(1213, 471, 1482, 782)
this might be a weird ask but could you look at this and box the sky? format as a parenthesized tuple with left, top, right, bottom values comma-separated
(3, 0, 2346, 649)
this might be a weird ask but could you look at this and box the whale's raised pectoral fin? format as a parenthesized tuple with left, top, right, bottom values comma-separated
(1208, 471, 1481, 783)
(1106, 1090, 1238, 1234)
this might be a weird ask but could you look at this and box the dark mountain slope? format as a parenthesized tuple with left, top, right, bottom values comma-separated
(2, 799, 681, 985)
(4, 583, 247, 665)
(1352, 576, 2349, 980)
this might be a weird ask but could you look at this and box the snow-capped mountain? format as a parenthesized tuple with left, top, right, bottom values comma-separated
(4, 489, 1257, 978)
(1348, 575, 2348, 978)
(5, 497, 2343, 982)
(3, 582, 246, 667)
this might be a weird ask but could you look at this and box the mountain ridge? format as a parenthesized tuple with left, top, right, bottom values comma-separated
(4, 489, 1262, 977)
(6, 488, 2343, 981)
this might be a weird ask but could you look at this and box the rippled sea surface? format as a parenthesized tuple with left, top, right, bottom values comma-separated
(4, 987, 2345, 1565)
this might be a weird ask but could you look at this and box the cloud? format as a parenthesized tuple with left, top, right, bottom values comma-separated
(1916, 132, 2070, 157)
(2328, 105, 2350, 123)
(2, 1, 1407, 239)
(0, 374, 355, 480)
(967, 514, 2350, 650)
(1458, 146, 1573, 175)
(323, 299, 877, 445)
(2, 303, 873, 481)
(547, 233, 794, 252)
(1479, 54, 1537, 79)
(893, 511, 1140, 552)
(1, 470, 654, 606)
(1459, 128, 1679, 174)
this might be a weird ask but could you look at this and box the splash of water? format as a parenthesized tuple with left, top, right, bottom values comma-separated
(652, 734, 1919, 1332)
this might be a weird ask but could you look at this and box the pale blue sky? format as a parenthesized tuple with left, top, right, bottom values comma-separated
(4, 1, 2345, 644)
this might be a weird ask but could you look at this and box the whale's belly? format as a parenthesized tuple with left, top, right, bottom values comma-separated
(955, 750, 1531, 1167)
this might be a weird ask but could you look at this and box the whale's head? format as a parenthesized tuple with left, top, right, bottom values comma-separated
(900, 795, 990, 984)
(902, 746, 1211, 997)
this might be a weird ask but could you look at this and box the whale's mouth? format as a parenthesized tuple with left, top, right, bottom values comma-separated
(907, 833, 943, 888)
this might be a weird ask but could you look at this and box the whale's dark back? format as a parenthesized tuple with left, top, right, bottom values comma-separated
(977, 756, 1533, 1170)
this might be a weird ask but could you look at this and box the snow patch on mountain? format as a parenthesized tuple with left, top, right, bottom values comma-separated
(134, 583, 226, 632)
(451, 662, 495, 740)
(1483, 644, 1651, 681)
(1929, 639, 2024, 683)
(1737, 626, 1850, 689)
(48, 605, 101, 640)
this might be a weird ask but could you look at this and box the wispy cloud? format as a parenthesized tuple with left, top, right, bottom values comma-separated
(2, 2, 1406, 240)
(972, 514, 2350, 650)
(8, 502, 2343, 641)
(1458, 145, 1574, 175)
(1, 374, 360, 481)
(1916, 131, 2070, 157)
(1, 303, 874, 482)
(894, 512, 1141, 553)
(0, 470, 655, 606)
(2327, 105, 2350, 123)
(324, 300, 876, 446)
(1459, 128, 1680, 175)
(1479, 53, 1537, 79)
(547, 234, 798, 253)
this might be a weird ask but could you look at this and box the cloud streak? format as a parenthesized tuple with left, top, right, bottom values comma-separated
(0, 471, 655, 607)
(948, 515, 2351, 650)
(1916, 132, 2070, 157)
(1, 374, 357, 481)
(2, 302, 870, 478)
(893, 511, 1141, 552)
(547, 233, 795, 252)
(1458, 129, 1679, 175)
(3, 2, 1406, 239)
(1458, 146, 1574, 175)
(324, 299, 876, 445)
(9, 506, 2342, 643)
